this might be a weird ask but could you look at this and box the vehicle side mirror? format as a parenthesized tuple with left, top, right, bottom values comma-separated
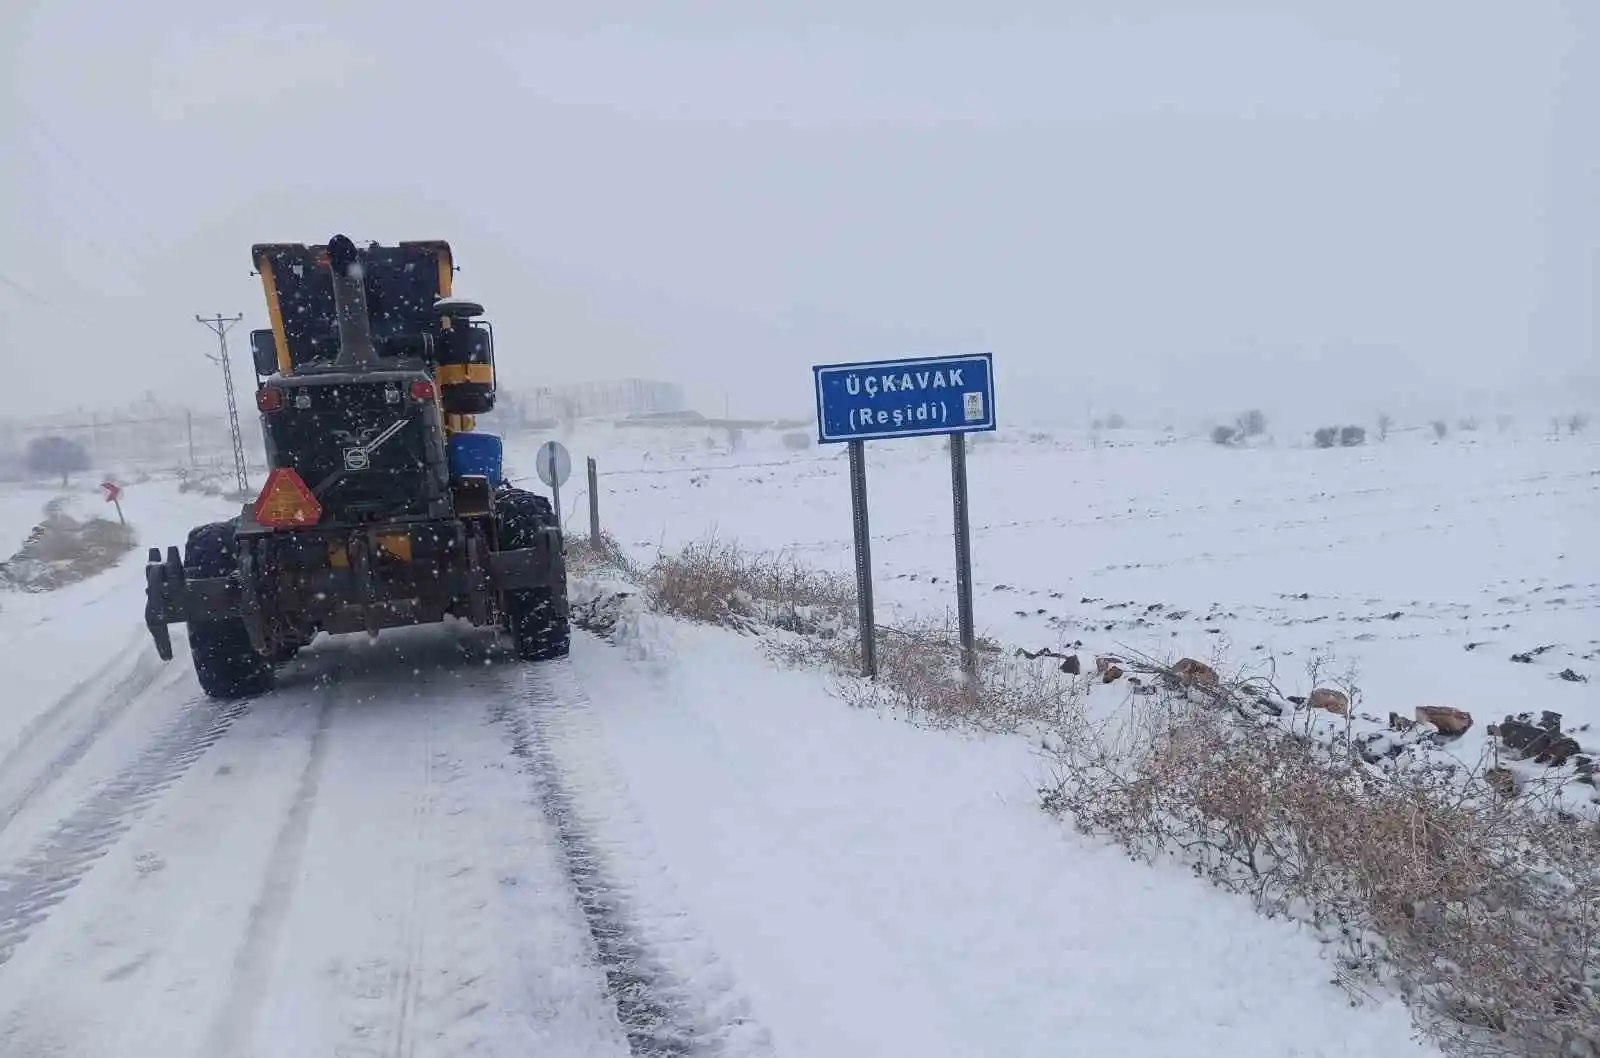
(250, 329, 280, 376)
(464, 324, 493, 369)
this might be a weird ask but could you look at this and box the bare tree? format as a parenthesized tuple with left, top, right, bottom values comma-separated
(1376, 412, 1392, 441)
(25, 435, 90, 486)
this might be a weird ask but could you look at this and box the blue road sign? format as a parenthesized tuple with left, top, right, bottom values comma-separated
(812, 353, 996, 444)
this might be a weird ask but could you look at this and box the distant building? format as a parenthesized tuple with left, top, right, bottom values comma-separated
(506, 379, 688, 422)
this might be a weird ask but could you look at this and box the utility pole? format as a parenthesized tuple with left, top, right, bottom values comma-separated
(196, 313, 248, 494)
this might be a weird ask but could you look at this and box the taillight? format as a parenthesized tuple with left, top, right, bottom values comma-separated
(252, 468, 323, 528)
(257, 388, 284, 412)
(410, 379, 436, 402)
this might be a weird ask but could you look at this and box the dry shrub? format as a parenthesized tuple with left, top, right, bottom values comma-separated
(621, 535, 855, 636)
(176, 469, 227, 496)
(565, 529, 643, 581)
(0, 504, 137, 592)
(646, 537, 758, 626)
(1042, 663, 1600, 1058)
(818, 616, 1081, 732)
(592, 534, 1077, 733)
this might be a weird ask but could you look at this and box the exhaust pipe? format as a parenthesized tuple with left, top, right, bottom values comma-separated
(327, 233, 377, 369)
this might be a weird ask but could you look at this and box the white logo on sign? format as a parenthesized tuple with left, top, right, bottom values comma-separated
(334, 419, 409, 472)
(963, 392, 985, 422)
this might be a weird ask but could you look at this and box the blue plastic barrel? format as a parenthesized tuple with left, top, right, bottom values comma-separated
(447, 431, 504, 487)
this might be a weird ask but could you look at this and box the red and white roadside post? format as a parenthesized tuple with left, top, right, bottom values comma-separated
(101, 480, 125, 526)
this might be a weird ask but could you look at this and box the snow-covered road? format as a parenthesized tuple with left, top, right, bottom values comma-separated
(0, 617, 781, 1057)
(0, 615, 1428, 1058)
(1, 627, 608, 1055)
(0, 469, 1445, 1057)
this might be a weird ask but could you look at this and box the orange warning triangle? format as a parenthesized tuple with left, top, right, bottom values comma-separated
(253, 468, 322, 528)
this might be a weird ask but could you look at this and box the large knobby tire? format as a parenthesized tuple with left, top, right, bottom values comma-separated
(495, 488, 570, 661)
(507, 587, 570, 661)
(184, 521, 274, 699)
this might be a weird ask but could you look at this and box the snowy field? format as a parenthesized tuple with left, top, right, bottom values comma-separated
(0, 419, 1590, 1056)
(511, 422, 1599, 789)
(0, 485, 101, 557)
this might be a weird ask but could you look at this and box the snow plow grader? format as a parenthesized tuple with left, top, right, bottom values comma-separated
(143, 234, 569, 698)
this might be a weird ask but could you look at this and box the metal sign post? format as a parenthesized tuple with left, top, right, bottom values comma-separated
(847, 440, 877, 677)
(536, 440, 572, 525)
(586, 456, 601, 548)
(949, 435, 977, 676)
(811, 352, 997, 680)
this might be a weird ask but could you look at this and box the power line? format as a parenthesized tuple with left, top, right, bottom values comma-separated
(49, 228, 150, 295)
(20, 415, 223, 432)
(23, 110, 163, 258)
(0, 271, 57, 309)
(12, 110, 162, 297)
(0, 268, 118, 331)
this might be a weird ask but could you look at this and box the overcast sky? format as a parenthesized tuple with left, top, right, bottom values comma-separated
(2, 1, 1595, 426)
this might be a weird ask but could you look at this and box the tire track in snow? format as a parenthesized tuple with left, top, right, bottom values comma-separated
(0, 636, 142, 773)
(0, 643, 178, 835)
(231, 629, 631, 1058)
(495, 689, 693, 1056)
(199, 689, 335, 1058)
(388, 693, 436, 1058)
(498, 655, 771, 1058)
(0, 688, 252, 968)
